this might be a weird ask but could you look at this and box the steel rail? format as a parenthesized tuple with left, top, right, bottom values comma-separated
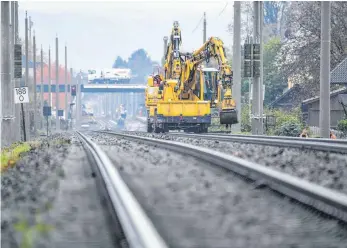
(204, 132, 347, 145)
(76, 131, 168, 248)
(99, 131, 347, 223)
(166, 133, 347, 153)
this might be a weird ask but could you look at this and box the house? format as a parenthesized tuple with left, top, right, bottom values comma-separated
(270, 57, 347, 113)
(301, 57, 347, 128)
(301, 88, 347, 128)
(268, 83, 302, 111)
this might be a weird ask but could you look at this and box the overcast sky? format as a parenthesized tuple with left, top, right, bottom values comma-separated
(18, 0, 235, 71)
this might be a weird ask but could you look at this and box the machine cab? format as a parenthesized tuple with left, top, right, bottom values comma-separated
(201, 67, 220, 107)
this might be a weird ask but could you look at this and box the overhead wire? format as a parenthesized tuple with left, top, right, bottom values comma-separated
(218, 2, 229, 17)
(191, 15, 204, 34)
(191, 2, 230, 34)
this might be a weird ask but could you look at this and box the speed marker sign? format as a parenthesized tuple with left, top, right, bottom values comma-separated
(14, 87, 29, 104)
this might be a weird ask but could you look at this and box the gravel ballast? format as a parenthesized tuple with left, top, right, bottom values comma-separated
(1, 132, 114, 248)
(125, 131, 347, 194)
(88, 131, 347, 248)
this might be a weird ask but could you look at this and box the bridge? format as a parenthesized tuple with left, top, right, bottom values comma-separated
(36, 84, 146, 93)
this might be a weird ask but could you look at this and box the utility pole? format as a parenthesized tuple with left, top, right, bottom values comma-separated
(1, 1, 15, 146)
(28, 16, 34, 135)
(10, 2, 14, 141)
(55, 36, 60, 131)
(14, 1, 21, 141)
(64, 43, 68, 121)
(40, 45, 43, 128)
(48, 46, 51, 108)
(29, 16, 32, 50)
(319, 1, 331, 138)
(25, 11, 30, 140)
(33, 31, 37, 135)
(251, 1, 263, 135)
(0, 3, 2, 145)
(70, 67, 73, 127)
(203, 12, 206, 43)
(76, 71, 81, 129)
(259, 1, 264, 130)
(232, 1, 241, 132)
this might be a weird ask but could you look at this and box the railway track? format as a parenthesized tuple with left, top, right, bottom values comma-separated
(164, 132, 347, 153)
(76, 131, 168, 248)
(97, 131, 347, 224)
(205, 132, 347, 144)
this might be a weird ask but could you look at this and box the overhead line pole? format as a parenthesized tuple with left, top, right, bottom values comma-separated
(10, 1, 15, 141)
(319, 1, 331, 138)
(24, 11, 29, 141)
(40, 45, 43, 128)
(33, 31, 37, 135)
(259, 1, 264, 132)
(1, 1, 14, 146)
(65, 43, 68, 122)
(55, 35, 60, 131)
(232, 1, 241, 132)
(14, 1, 21, 141)
(48, 45, 51, 131)
(70, 67, 73, 129)
(251, 1, 263, 135)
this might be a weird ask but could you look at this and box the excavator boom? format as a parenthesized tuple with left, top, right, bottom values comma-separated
(179, 37, 238, 125)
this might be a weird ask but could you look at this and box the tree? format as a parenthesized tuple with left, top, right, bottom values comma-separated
(263, 37, 287, 105)
(278, 2, 347, 98)
(228, 2, 253, 42)
(264, 1, 281, 24)
(127, 49, 153, 82)
(112, 56, 128, 68)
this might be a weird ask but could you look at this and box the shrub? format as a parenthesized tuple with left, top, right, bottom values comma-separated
(275, 120, 303, 137)
(1, 142, 32, 171)
(241, 104, 251, 132)
(265, 107, 303, 136)
(337, 119, 347, 134)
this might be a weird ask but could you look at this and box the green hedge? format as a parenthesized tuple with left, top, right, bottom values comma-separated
(337, 119, 347, 134)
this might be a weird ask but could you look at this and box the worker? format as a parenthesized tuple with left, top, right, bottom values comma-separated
(300, 127, 309, 138)
(330, 131, 337, 139)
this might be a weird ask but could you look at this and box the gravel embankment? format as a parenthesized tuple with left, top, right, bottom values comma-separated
(88, 131, 347, 248)
(1, 132, 114, 248)
(124, 131, 347, 194)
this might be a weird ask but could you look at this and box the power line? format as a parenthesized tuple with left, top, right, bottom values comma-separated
(218, 2, 229, 17)
(192, 15, 204, 33)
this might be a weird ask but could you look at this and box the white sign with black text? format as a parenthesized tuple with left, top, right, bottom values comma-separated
(14, 87, 29, 104)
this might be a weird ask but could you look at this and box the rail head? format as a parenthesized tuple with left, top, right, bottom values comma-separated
(76, 131, 168, 248)
(101, 131, 347, 223)
(204, 132, 347, 144)
(168, 133, 347, 153)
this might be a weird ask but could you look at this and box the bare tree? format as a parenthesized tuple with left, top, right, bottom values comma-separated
(228, 2, 253, 43)
(278, 1, 347, 98)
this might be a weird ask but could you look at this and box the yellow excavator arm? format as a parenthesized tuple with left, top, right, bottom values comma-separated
(164, 21, 183, 80)
(178, 37, 237, 125)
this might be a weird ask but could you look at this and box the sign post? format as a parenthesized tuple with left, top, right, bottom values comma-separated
(14, 86, 29, 141)
(14, 87, 29, 104)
